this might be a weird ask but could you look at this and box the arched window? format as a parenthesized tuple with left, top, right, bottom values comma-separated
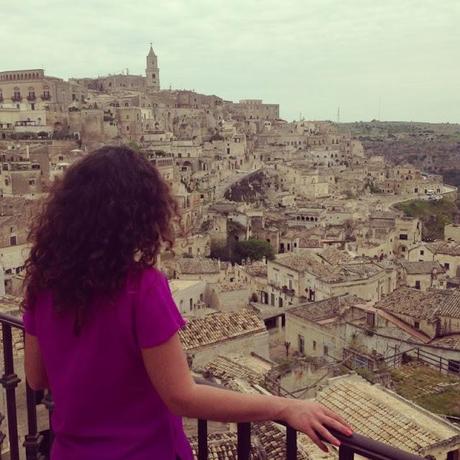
(43, 85, 50, 100)
(13, 87, 21, 101)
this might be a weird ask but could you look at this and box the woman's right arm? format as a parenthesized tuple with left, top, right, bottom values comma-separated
(141, 333, 353, 452)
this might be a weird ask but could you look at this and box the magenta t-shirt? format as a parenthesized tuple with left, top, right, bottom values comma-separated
(23, 267, 193, 460)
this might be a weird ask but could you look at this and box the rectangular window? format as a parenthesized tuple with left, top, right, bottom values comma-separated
(324, 345, 329, 356)
(444, 263, 450, 270)
(414, 321, 420, 329)
(415, 280, 421, 290)
(366, 312, 375, 328)
(298, 335, 304, 354)
(399, 234, 408, 240)
(420, 250, 424, 256)
(313, 340, 317, 351)
(10, 235, 17, 246)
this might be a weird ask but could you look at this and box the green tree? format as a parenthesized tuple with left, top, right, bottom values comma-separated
(234, 239, 274, 263)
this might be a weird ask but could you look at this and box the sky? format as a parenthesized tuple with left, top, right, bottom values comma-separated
(2, 0, 459, 123)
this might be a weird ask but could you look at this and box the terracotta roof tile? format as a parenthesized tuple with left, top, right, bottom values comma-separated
(180, 310, 266, 351)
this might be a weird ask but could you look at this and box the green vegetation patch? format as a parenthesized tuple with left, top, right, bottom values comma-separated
(395, 198, 458, 240)
(390, 365, 460, 417)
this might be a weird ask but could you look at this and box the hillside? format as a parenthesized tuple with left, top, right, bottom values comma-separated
(395, 198, 459, 240)
(338, 121, 460, 187)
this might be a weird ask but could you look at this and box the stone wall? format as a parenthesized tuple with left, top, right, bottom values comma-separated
(188, 331, 270, 369)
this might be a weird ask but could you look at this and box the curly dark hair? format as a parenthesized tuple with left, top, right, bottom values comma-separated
(22, 145, 179, 334)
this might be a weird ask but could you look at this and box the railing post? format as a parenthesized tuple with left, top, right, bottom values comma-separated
(286, 425, 297, 460)
(23, 384, 44, 460)
(0, 322, 21, 460)
(197, 419, 208, 460)
(237, 422, 251, 460)
(0, 413, 5, 460)
(339, 445, 354, 460)
(41, 391, 54, 451)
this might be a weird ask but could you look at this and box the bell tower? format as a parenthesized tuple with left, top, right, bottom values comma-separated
(146, 44, 160, 91)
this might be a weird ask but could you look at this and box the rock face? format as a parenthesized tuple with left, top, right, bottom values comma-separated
(224, 170, 278, 203)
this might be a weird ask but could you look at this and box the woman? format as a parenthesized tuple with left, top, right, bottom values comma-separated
(23, 146, 352, 460)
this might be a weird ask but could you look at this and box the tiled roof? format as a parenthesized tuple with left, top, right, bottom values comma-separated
(427, 241, 460, 256)
(317, 375, 460, 455)
(273, 251, 331, 276)
(189, 432, 260, 460)
(439, 290, 460, 318)
(252, 422, 311, 460)
(375, 287, 460, 321)
(299, 238, 322, 248)
(287, 295, 363, 323)
(331, 263, 383, 282)
(399, 260, 444, 275)
(430, 333, 460, 350)
(179, 310, 266, 350)
(201, 379, 336, 460)
(189, 422, 331, 460)
(177, 257, 220, 274)
(317, 247, 352, 266)
(218, 281, 248, 292)
(242, 262, 267, 278)
(204, 355, 272, 386)
(273, 251, 384, 283)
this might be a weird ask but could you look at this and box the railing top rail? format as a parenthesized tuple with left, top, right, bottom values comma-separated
(275, 420, 425, 459)
(0, 312, 425, 460)
(328, 428, 425, 460)
(0, 312, 24, 330)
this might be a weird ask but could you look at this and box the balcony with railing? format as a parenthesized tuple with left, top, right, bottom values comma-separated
(0, 312, 426, 460)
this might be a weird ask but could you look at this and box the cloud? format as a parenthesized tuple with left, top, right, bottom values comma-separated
(1, 0, 459, 121)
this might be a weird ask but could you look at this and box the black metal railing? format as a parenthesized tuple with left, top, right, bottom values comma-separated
(0, 312, 425, 460)
(383, 346, 460, 375)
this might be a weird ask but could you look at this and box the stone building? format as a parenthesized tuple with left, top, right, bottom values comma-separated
(266, 249, 397, 306)
(0, 69, 85, 113)
(409, 241, 460, 280)
(285, 295, 364, 360)
(225, 99, 279, 121)
(398, 260, 446, 291)
(179, 310, 269, 368)
(375, 287, 460, 339)
(146, 45, 160, 92)
(317, 374, 460, 460)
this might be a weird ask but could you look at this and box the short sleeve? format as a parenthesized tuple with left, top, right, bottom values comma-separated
(135, 269, 186, 348)
(23, 308, 36, 335)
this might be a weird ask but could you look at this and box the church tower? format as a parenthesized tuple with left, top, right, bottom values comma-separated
(146, 44, 160, 91)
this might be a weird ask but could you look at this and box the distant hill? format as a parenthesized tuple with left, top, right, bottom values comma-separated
(337, 121, 460, 187)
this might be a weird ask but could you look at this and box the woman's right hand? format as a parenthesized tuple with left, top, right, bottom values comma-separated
(279, 399, 353, 452)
